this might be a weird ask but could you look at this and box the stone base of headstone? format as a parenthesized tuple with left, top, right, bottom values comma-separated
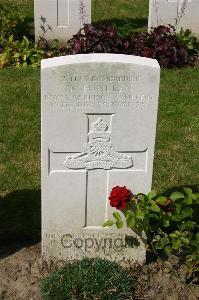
(42, 228, 146, 265)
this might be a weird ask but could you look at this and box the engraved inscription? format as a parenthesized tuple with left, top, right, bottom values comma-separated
(44, 72, 154, 111)
(61, 74, 141, 82)
(45, 95, 154, 110)
(70, 83, 128, 93)
(42, 231, 145, 263)
(64, 118, 133, 170)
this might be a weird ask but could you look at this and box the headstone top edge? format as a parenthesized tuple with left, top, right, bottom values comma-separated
(41, 54, 160, 70)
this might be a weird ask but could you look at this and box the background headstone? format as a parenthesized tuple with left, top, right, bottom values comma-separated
(41, 54, 160, 264)
(148, 0, 199, 37)
(34, 0, 91, 44)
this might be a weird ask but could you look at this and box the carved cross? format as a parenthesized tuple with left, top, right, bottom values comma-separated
(49, 114, 147, 228)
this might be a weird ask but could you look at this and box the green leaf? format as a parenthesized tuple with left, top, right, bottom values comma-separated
(125, 210, 135, 218)
(148, 190, 157, 200)
(183, 187, 192, 198)
(184, 195, 192, 205)
(135, 206, 144, 220)
(103, 220, 115, 227)
(183, 187, 193, 204)
(153, 234, 161, 241)
(164, 245, 172, 255)
(13, 52, 20, 58)
(181, 207, 193, 219)
(192, 193, 199, 204)
(149, 200, 160, 212)
(172, 239, 182, 250)
(136, 211, 144, 221)
(175, 203, 182, 214)
(170, 231, 180, 238)
(30, 56, 35, 63)
(23, 36, 29, 45)
(116, 220, 123, 229)
(157, 228, 164, 235)
(195, 233, 199, 242)
(163, 220, 170, 227)
(113, 212, 121, 221)
(127, 215, 135, 228)
(181, 237, 190, 245)
(0, 52, 7, 62)
(180, 221, 196, 231)
(8, 35, 14, 42)
(160, 237, 169, 247)
(137, 194, 145, 203)
(156, 196, 170, 206)
(154, 241, 164, 250)
(170, 191, 184, 201)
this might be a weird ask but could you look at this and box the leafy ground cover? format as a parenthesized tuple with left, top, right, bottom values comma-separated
(40, 258, 134, 299)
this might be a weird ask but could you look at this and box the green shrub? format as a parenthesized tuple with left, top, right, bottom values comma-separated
(40, 258, 134, 300)
(0, 3, 45, 68)
(0, 35, 45, 68)
(177, 28, 199, 57)
(0, 4, 24, 41)
(104, 186, 199, 273)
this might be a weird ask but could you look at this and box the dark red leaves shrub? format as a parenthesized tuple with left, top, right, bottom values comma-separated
(130, 26, 188, 68)
(64, 24, 196, 68)
(67, 24, 124, 55)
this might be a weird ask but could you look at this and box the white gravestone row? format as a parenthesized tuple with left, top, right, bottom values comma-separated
(34, 0, 91, 43)
(41, 54, 160, 264)
(148, 0, 199, 37)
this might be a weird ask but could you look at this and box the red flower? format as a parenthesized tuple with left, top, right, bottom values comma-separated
(109, 186, 132, 211)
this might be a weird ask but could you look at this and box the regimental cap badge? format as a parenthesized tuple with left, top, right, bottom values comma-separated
(64, 117, 133, 170)
(91, 118, 108, 132)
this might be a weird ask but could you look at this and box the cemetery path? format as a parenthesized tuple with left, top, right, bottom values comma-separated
(0, 243, 198, 300)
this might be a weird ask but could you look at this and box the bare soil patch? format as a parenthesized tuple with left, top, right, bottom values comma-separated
(0, 243, 198, 299)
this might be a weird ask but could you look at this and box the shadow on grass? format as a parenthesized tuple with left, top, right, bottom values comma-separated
(160, 184, 199, 197)
(16, 17, 35, 40)
(93, 17, 148, 32)
(0, 190, 41, 258)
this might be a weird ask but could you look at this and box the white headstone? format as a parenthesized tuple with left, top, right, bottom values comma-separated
(41, 54, 160, 264)
(148, 0, 199, 36)
(34, 0, 91, 43)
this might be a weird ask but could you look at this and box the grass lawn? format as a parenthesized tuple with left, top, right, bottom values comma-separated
(0, 0, 198, 242)
(92, 0, 149, 33)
